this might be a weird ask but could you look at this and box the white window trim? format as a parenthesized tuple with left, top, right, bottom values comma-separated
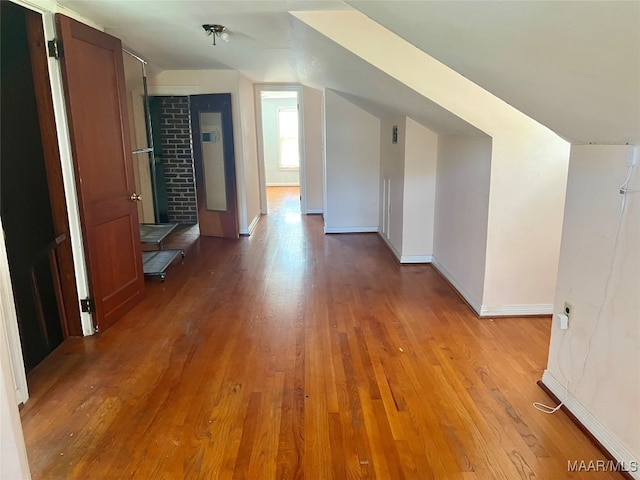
(276, 107, 300, 170)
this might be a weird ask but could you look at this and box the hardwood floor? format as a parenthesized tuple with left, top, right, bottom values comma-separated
(20, 186, 620, 479)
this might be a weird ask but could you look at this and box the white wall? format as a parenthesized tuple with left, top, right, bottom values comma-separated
(544, 144, 639, 468)
(482, 133, 571, 315)
(295, 10, 571, 315)
(324, 89, 380, 232)
(402, 118, 438, 260)
(302, 86, 324, 213)
(261, 97, 299, 186)
(379, 117, 439, 263)
(379, 117, 406, 254)
(433, 136, 492, 310)
(237, 74, 261, 234)
(148, 70, 262, 234)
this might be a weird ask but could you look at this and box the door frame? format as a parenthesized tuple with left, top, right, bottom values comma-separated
(31, 5, 93, 335)
(254, 84, 307, 214)
(25, 8, 82, 339)
(3, 1, 99, 403)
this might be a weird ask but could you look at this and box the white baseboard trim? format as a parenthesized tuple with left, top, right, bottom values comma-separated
(324, 226, 378, 234)
(431, 257, 482, 315)
(266, 183, 300, 187)
(401, 254, 433, 264)
(431, 258, 553, 317)
(541, 370, 640, 479)
(377, 233, 433, 264)
(480, 304, 554, 317)
(305, 209, 323, 215)
(378, 232, 401, 261)
(240, 213, 262, 236)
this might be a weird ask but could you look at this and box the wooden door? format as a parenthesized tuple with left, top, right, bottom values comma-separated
(190, 94, 239, 238)
(0, 2, 81, 371)
(56, 14, 144, 332)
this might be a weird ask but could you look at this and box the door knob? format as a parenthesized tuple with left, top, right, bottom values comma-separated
(130, 193, 142, 202)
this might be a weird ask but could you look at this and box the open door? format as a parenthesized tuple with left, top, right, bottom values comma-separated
(0, 3, 82, 374)
(190, 94, 239, 238)
(56, 14, 144, 332)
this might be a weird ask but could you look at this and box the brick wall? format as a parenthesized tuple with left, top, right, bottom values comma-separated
(158, 96, 197, 224)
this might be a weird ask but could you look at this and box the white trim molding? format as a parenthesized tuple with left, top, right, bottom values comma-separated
(240, 213, 262, 236)
(431, 257, 553, 317)
(254, 84, 306, 216)
(541, 370, 640, 479)
(431, 257, 482, 315)
(378, 232, 401, 261)
(378, 232, 433, 264)
(324, 226, 378, 234)
(305, 209, 323, 215)
(0, 219, 28, 405)
(400, 254, 433, 264)
(480, 304, 554, 317)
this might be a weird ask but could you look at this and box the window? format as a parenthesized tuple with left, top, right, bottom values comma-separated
(277, 108, 299, 169)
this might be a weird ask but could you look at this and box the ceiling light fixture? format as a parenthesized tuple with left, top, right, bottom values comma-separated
(202, 24, 230, 45)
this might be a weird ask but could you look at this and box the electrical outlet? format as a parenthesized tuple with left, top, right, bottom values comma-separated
(563, 302, 572, 322)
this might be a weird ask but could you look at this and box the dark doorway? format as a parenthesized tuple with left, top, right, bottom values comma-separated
(0, 2, 80, 371)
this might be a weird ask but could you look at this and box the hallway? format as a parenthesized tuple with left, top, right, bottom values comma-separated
(20, 188, 615, 479)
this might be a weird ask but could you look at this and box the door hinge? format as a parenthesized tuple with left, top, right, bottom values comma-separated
(80, 297, 95, 314)
(47, 39, 63, 59)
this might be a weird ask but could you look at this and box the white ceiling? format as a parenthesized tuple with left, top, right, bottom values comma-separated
(58, 0, 639, 143)
(350, 1, 640, 144)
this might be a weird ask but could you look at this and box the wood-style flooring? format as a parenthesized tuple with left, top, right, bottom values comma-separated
(20, 187, 620, 479)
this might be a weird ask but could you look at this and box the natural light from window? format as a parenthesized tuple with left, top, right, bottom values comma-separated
(278, 108, 299, 169)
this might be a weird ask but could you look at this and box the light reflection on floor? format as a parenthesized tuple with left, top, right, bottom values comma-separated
(267, 185, 302, 226)
(284, 211, 301, 224)
(264, 186, 305, 306)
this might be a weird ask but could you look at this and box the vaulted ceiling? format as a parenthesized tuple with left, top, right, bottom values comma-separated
(58, 0, 640, 143)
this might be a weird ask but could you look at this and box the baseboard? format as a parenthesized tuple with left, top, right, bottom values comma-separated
(431, 257, 482, 315)
(430, 258, 554, 317)
(540, 371, 639, 479)
(377, 233, 433, 264)
(378, 232, 402, 261)
(240, 213, 262, 236)
(324, 226, 378, 234)
(400, 254, 433, 264)
(480, 304, 554, 317)
(266, 183, 300, 187)
(305, 209, 323, 215)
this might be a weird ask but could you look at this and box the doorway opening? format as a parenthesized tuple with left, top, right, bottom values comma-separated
(0, 2, 81, 372)
(255, 87, 305, 216)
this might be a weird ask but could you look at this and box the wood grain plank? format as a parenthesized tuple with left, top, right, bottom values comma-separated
(20, 187, 625, 479)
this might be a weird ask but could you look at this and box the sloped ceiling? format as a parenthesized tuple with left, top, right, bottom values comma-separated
(350, 0, 640, 144)
(57, 0, 639, 143)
